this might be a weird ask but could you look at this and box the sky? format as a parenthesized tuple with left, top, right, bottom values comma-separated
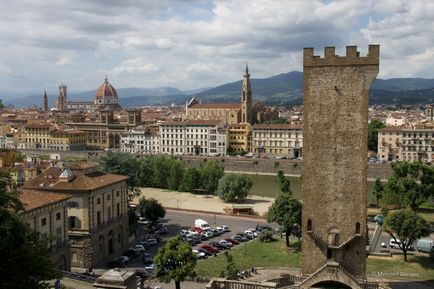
(0, 0, 433, 98)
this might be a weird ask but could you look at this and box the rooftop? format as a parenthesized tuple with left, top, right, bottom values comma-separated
(20, 190, 71, 211)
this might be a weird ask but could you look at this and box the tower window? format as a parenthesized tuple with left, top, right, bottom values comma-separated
(327, 249, 332, 259)
(355, 222, 361, 234)
(307, 219, 312, 231)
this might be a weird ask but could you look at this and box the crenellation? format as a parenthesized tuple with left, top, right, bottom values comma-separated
(303, 45, 380, 67)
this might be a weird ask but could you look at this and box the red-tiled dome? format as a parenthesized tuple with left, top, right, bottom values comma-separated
(95, 76, 118, 100)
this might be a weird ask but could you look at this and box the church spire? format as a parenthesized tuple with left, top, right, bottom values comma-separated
(244, 63, 250, 77)
(43, 90, 48, 111)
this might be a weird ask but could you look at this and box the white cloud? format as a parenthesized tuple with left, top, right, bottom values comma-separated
(0, 0, 433, 97)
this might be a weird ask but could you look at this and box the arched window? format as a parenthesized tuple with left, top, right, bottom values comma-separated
(327, 249, 332, 259)
(243, 91, 246, 101)
(328, 228, 340, 246)
(355, 222, 361, 234)
(307, 219, 312, 231)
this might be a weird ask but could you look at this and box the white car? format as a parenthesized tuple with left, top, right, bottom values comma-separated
(192, 249, 206, 259)
(217, 225, 230, 232)
(219, 239, 233, 248)
(130, 244, 146, 253)
(245, 229, 258, 238)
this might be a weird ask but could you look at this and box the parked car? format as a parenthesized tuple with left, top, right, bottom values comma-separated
(416, 239, 434, 253)
(224, 238, 240, 245)
(219, 239, 233, 248)
(123, 249, 137, 259)
(130, 244, 146, 254)
(236, 232, 253, 240)
(154, 227, 168, 234)
(107, 256, 130, 268)
(179, 229, 189, 237)
(135, 269, 152, 278)
(245, 229, 258, 238)
(255, 224, 273, 232)
(147, 238, 158, 247)
(200, 244, 219, 254)
(192, 227, 205, 234)
(192, 249, 207, 259)
(197, 248, 213, 256)
(217, 225, 230, 232)
(209, 241, 227, 250)
(142, 253, 153, 265)
(231, 234, 248, 242)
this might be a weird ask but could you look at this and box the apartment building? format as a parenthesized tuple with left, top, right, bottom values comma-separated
(160, 120, 228, 156)
(22, 162, 129, 271)
(120, 126, 160, 154)
(20, 190, 71, 270)
(378, 127, 434, 163)
(228, 123, 251, 153)
(251, 124, 303, 158)
(19, 123, 87, 151)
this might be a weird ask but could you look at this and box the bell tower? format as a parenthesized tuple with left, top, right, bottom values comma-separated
(240, 64, 252, 124)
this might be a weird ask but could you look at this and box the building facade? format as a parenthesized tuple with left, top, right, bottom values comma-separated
(121, 126, 160, 154)
(251, 124, 302, 158)
(378, 127, 434, 163)
(22, 162, 129, 270)
(19, 123, 87, 151)
(228, 123, 251, 153)
(160, 120, 228, 156)
(20, 190, 71, 270)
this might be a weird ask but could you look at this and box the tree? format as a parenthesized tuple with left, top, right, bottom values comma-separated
(102, 152, 139, 187)
(216, 173, 253, 202)
(154, 236, 197, 289)
(168, 160, 185, 191)
(0, 172, 58, 289)
(199, 161, 224, 194)
(137, 197, 165, 222)
(368, 119, 385, 152)
(179, 168, 202, 193)
(372, 177, 384, 206)
(277, 170, 291, 196)
(382, 161, 434, 211)
(383, 210, 430, 261)
(267, 196, 301, 247)
(223, 251, 238, 280)
(0, 99, 3, 109)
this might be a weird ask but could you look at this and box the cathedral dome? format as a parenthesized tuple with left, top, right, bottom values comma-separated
(95, 76, 118, 100)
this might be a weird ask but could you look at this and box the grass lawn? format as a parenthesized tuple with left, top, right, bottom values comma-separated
(195, 238, 301, 277)
(367, 255, 434, 280)
(196, 238, 434, 281)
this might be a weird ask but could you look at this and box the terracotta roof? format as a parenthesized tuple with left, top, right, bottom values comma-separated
(185, 120, 221, 126)
(22, 166, 128, 192)
(95, 77, 118, 100)
(24, 123, 53, 129)
(253, 124, 302, 130)
(20, 190, 71, 211)
(379, 127, 403, 132)
(189, 103, 240, 109)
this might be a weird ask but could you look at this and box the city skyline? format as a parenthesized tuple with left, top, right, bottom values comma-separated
(0, 0, 433, 98)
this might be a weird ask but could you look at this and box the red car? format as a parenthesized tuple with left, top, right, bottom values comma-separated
(200, 244, 219, 254)
(192, 227, 204, 234)
(224, 238, 240, 245)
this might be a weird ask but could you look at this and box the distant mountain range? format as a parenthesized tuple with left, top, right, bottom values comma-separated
(4, 71, 434, 107)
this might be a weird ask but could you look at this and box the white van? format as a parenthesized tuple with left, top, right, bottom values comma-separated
(416, 239, 434, 253)
(194, 219, 210, 230)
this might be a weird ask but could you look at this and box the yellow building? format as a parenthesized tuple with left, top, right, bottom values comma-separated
(228, 123, 251, 153)
(251, 124, 302, 158)
(20, 190, 71, 270)
(19, 123, 87, 151)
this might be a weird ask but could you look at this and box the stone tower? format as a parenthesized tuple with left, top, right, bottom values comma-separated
(43, 90, 48, 111)
(55, 84, 68, 111)
(240, 64, 252, 124)
(300, 45, 379, 288)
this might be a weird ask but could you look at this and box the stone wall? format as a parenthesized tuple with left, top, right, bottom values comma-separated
(178, 156, 393, 179)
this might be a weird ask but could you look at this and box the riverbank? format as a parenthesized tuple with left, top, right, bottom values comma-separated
(132, 187, 275, 216)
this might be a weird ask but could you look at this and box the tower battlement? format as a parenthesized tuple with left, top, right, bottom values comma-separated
(304, 45, 379, 67)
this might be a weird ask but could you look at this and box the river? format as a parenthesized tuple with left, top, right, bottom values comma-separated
(247, 174, 377, 205)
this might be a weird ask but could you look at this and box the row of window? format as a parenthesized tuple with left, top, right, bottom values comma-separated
(40, 212, 62, 227)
